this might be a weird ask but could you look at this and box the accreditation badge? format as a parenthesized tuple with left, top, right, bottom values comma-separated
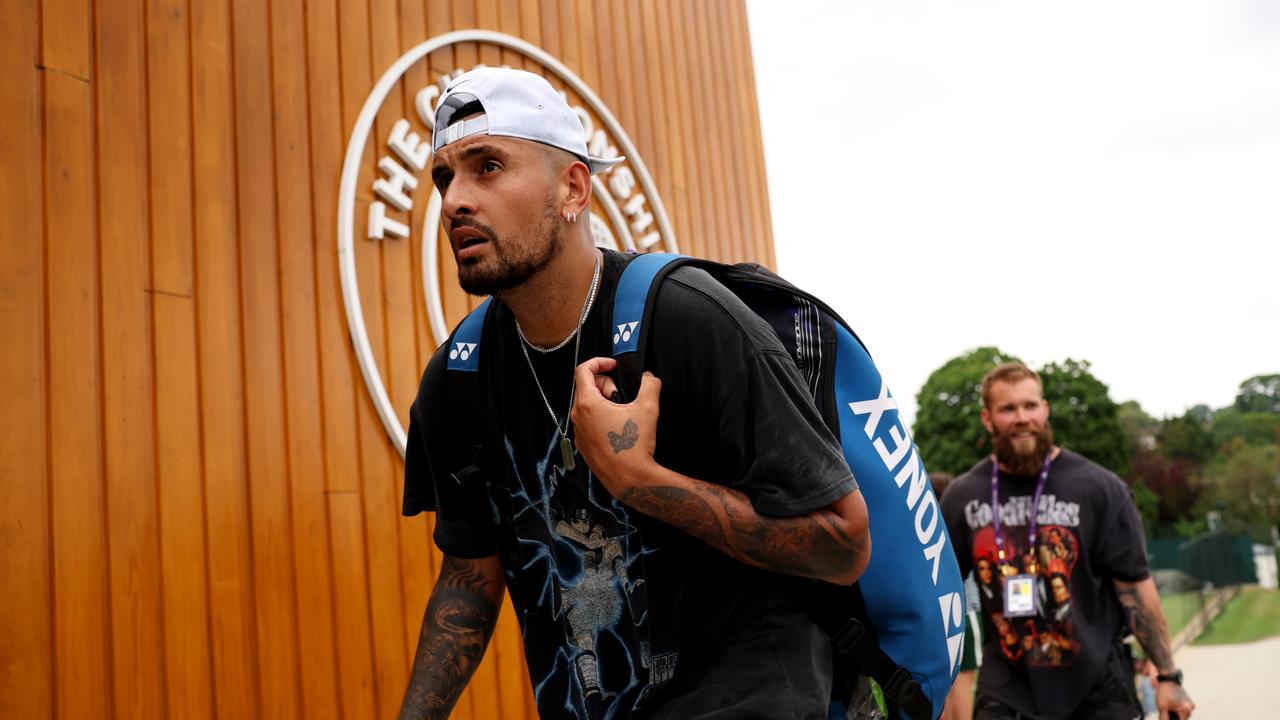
(1003, 574, 1037, 617)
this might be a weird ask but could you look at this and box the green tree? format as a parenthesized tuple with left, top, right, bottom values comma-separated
(1117, 400, 1159, 458)
(1210, 407, 1280, 449)
(1159, 410, 1215, 464)
(1129, 477, 1161, 535)
(1235, 374, 1280, 414)
(1195, 439, 1280, 542)
(913, 347, 1017, 475)
(1039, 359, 1128, 475)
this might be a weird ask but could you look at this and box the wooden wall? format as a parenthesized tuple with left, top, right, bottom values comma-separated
(0, 1, 774, 718)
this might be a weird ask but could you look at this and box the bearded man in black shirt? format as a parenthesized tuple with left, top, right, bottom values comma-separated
(940, 362, 1194, 720)
(396, 67, 870, 720)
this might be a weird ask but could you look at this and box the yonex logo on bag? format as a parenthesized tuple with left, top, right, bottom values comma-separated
(449, 342, 477, 361)
(613, 321, 639, 345)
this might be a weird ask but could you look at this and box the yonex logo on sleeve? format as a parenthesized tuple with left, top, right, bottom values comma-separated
(449, 342, 476, 361)
(613, 322, 639, 345)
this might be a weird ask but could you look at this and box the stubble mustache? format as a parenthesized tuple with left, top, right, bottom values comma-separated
(450, 216, 499, 253)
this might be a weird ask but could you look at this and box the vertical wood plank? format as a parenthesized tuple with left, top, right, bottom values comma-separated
(620, 0, 655, 180)
(343, 1, 409, 715)
(38, 0, 111, 717)
(662, 0, 709, 255)
(652, 0, 692, 250)
(688, 0, 735, 262)
(93, 0, 167, 714)
(639, 0, 687, 253)
(44, 68, 114, 720)
(309, 0, 378, 715)
(229, 0, 305, 716)
(397, 0, 433, 370)
(190, 0, 261, 715)
(0, 1, 52, 717)
(144, 0, 218, 716)
(539, 0, 561, 71)
(392, 0, 442, 686)
(700, 0, 747, 263)
(727, 0, 775, 267)
(269, 0, 343, 717)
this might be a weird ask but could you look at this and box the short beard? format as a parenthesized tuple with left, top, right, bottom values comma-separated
(455, 202, 562, 296)
(993, 422, 1055, 476)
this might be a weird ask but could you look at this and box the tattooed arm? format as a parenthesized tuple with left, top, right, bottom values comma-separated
(571, 358, 870, 585)
(398, 554, 505, 720)
(1114, 577, 1195, 719)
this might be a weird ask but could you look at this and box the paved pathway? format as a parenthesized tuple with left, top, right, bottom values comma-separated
(1173, 635, 1280, 718)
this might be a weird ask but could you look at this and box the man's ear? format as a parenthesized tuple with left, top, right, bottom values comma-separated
(562, 161, 592, 217)
(980, 407, 994, 435)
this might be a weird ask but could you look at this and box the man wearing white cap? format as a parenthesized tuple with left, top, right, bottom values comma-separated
(400, 67, 870, 720)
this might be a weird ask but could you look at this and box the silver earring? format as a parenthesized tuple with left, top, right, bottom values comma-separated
(565, 211, 577, 223)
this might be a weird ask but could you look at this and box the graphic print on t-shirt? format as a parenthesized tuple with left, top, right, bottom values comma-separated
(963, 495, 1083, 668)
(495, 429, 678, 719)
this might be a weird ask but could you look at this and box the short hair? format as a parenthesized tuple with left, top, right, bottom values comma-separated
(929, 471, 954, 498)
(981, 361, 1042, 409)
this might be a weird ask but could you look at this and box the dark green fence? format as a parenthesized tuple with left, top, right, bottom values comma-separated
(1177, 532, 1258, 586)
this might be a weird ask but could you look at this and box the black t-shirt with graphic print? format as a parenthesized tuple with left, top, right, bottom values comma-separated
(403, 250, 857, 720)
(940, 449, 1150, 720)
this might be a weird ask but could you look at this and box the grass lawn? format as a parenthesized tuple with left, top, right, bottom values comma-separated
(1159, 591, 1204, 637)
(1193, 585, 1280, 645)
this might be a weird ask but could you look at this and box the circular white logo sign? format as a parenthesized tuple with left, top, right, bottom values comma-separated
(338, 30, 677, 457)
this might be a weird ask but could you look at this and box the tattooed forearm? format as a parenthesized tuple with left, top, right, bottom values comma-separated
(1115, 578, 1175, 672)
(619, 482, 866, 582)
(399, 556, 503, 720)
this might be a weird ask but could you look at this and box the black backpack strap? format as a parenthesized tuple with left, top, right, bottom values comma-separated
(792, 581, 932, 720)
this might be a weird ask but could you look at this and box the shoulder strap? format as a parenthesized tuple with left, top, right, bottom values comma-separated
(609, 252, 690, 400)
(446, 297, 492, 372)
(444, 297, 495, 492)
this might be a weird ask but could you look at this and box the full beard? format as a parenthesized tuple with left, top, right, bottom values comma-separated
(455, 202, 562, 296)
(993, 422, 1055, 476)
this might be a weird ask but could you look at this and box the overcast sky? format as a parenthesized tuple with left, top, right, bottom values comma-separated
(746, 0, 1280, 428)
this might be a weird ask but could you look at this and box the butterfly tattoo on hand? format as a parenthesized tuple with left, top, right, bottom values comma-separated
(609, 419, 639, 454)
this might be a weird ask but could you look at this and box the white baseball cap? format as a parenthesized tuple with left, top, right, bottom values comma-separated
(432, 66, 624, 175)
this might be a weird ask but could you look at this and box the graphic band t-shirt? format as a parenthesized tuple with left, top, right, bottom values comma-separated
(940, 450, 1149, 720)
(403, 250, 856, 719)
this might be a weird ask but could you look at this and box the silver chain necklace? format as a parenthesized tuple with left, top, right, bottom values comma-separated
(513, 249, 602, 471)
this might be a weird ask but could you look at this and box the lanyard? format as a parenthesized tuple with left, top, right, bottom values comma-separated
(990, 453, 1052, 570)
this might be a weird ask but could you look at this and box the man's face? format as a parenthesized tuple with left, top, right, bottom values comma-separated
(1051, 576, 1070, 604)
(982, 378, 1054, 475)
(430, 131, 565, 296)
(977, 559, 993, 584)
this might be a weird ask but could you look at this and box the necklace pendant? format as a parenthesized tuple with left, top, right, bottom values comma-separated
(560, 436, 576, 472)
